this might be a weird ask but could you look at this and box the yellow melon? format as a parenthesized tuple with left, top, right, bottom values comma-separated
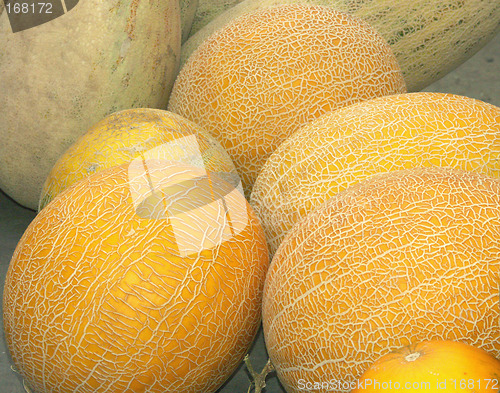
(3, 161, 269, 393)
(262, 166, 500, 393)
(352, 340, 500, 392)
(39, 108, 238, 211)
(181, 0, 500, 92)
(250, 92, 500, 256)
(169, 4, 406, 195)
(0, 0, 181, 210)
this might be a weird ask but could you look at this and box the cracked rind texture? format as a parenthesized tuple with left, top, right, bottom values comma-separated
(181, 0, 500, 92)
(38, 108, 237, 211)
(262, 166, 500, 393)
(3, 162, 269, 393)
(250, 92, 500, 256)
(0, 0, 181, 210)
(169, 4, 406, 196)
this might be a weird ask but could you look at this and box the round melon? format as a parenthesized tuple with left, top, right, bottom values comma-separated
(352, 340, 500, 392)
(169, 4, 406, 196)
(262, 166, 500, 393)
(250, 92, 500, 256)
(39, 108, 238, 211)
(0, 0, 181, 210)
(181, 0, 500, 92)
(3, 160, 269, 393)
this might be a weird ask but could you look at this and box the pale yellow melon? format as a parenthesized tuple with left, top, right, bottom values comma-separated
(181, 0, 500, 91)
(4, 161, 269, 393)
(250, 92, 500, 256)
(39, 108, 238, 211)
(169, 4, 406, 196)
(262, 166, 500, 393)
(0, 0, 181, 210)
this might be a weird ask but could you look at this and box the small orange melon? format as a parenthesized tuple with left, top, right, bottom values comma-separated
(352, 340, 500, 393)
(4, 160, 269, 393)
(39, 108, 238, 211)
(262, 166, 500, 393)
(168, 4, 406, 195)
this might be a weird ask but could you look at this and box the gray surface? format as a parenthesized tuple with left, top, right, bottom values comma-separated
(0, 35, 498, 393)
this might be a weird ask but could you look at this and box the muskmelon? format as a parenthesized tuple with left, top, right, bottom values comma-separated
(169, 4, 406, 196)
(0, 0, 181, 210)
(4, 161, 269, 393)
(38, 108, 238, 211)
(250, 92, 500, 256)
(262, 166, 500, 393)
(181, 0, 500, 91)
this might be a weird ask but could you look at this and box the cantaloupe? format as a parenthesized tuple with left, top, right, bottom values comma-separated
(250, 92, 500, 256)
(169, 4, 406, 196)
(3, 160, 269, 393)
(38, 108, 238, 211)
(0, 0, 181, 210)
(262, 166, 500, 393)
(352, 340, 500, 392)
(181, 0, 500, 91)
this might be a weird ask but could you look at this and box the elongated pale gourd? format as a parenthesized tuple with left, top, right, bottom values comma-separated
(250, 92, 500, 256)
(0, 0, 181, 210)
(181, 0, 500, 91)
(262, 166, 500, 393)
(169, 4, 406, 196)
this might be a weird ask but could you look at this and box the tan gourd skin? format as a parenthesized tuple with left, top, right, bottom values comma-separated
(352, 340, 500, 393)
(169, 4, 406, 196)
(180, 0, 199, 42)
(250, 92, 500, 257)
(181, 0, 500, 92)
(3, 161, 269, 393)
(262, 166, 500, 393)
(0, 0, 181, 210)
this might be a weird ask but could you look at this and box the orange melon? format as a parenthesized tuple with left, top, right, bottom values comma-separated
(182, 0, 500, 92)
(250, 92, 500, 256)
(39, 108, 238, 211)
(3, 161, 269, 393)
(168, 4, 406, 195)
(262, 166, 500, 393)
(352, 340, 500, 392)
